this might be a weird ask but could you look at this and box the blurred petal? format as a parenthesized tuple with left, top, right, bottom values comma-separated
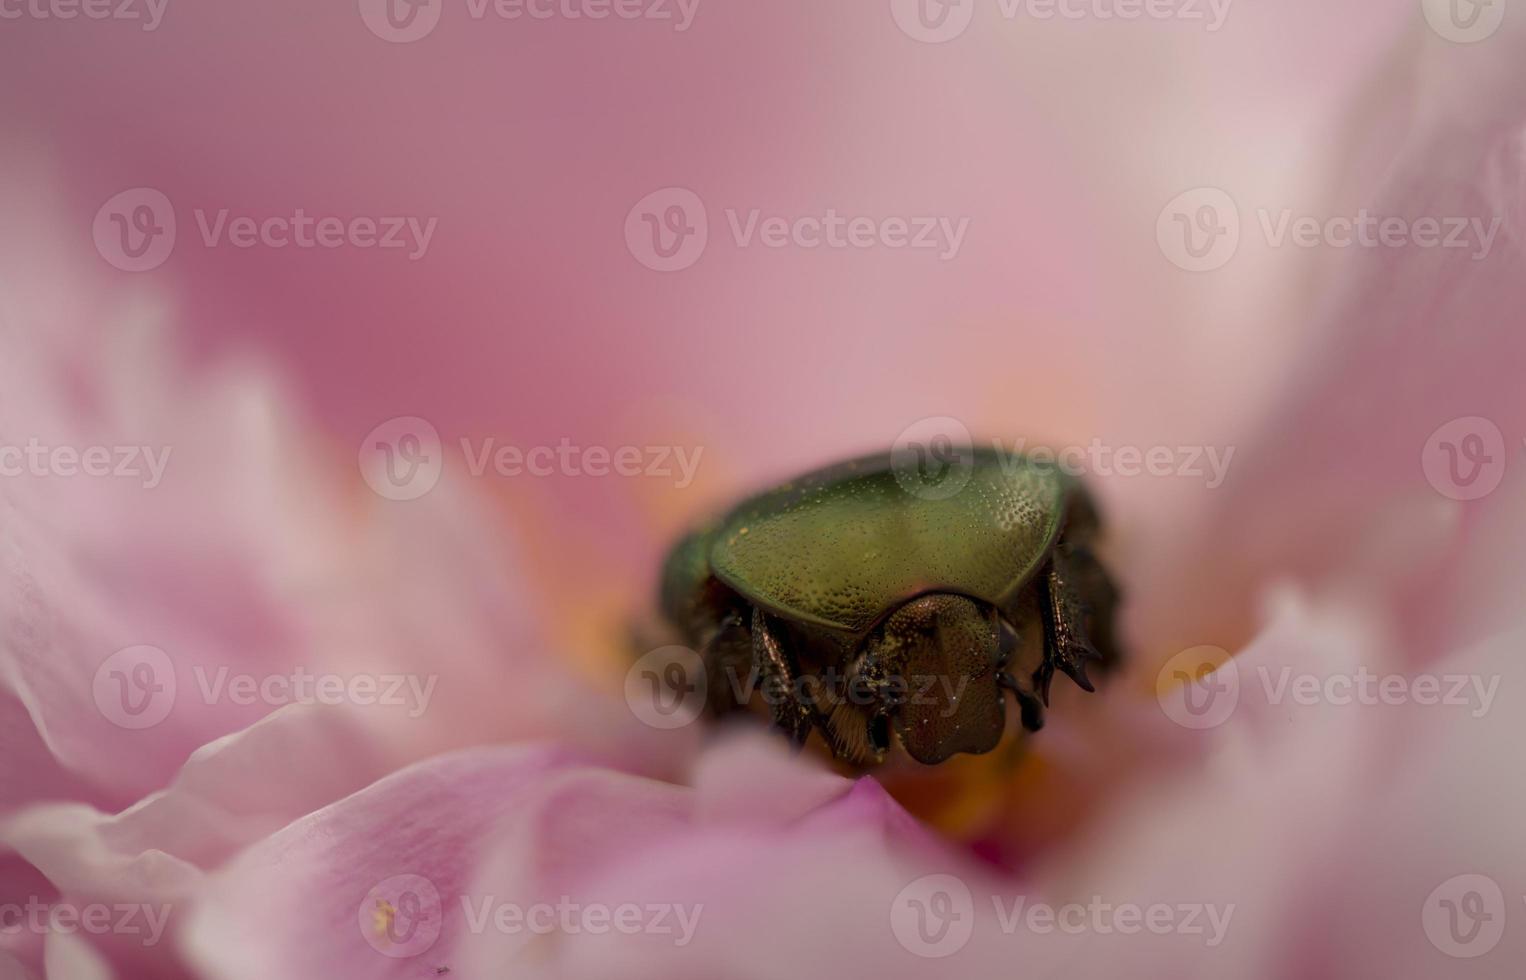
(181, 746, 652, 980)
(455, 733, 948, 978)
(179, 733, 951, 980)
(1153, 12, 1526, 661)
(0, 161, 689, 818)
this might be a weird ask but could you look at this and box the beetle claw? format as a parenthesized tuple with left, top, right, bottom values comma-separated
(1061, 656, 1096, 693)
(1057, 642, 1102, 693)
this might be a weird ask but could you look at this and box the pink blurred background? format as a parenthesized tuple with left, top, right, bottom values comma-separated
(0, 0, 1412, 620)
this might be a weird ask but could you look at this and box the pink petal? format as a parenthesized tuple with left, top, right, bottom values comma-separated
(1152, 13, 1526, 662)
(0, 165, 685, 817)
(180, 746, 631, 980)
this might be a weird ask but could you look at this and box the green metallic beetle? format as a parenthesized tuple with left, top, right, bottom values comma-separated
(659, 447, 1121, 766)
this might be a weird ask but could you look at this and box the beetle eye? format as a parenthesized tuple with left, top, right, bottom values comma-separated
(994, 617, 1018, 669)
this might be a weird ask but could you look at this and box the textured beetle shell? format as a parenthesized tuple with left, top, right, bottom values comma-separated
(659, 523, 722, 638)
(708, 449, 1071, 636)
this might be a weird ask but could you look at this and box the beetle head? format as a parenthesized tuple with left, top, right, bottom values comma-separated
(854, 593, 1006, 765)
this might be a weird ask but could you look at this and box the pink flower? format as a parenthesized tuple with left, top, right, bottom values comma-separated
(2, 2, 1524, 978)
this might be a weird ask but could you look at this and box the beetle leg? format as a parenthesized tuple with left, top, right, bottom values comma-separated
(699, 611, 753, 717)
(1034, 658, 1055, 706)
(1056, 489, 1125, 671)
(751, 608, 820, 749)
(995, 617, 1045, 729)
(997, 672, 1045, 731)
(1037, 546, 1104, 697)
